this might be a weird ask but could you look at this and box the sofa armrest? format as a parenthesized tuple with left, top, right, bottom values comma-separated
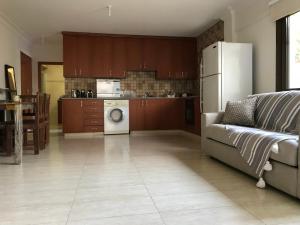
(201, 112, 224, 138)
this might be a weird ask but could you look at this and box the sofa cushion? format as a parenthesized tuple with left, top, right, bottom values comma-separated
(222, 97, 257, 126)
(206, 124, 299, 167)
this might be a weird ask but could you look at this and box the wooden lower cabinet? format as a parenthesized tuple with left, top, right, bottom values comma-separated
(62, 99, 104, 133)
(130, 98, 184, 131)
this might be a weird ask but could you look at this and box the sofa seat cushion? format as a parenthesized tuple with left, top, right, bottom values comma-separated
(206, 124, 299, 167)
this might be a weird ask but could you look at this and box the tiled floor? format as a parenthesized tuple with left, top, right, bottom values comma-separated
(0, 133, 300, 225)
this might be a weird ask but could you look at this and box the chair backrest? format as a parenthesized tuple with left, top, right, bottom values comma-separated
(38, 93, 45, 121)
(20, 94, 38, 120)
(44, 94, 50, 120)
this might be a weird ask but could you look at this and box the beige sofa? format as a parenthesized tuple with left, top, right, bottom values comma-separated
(201, 112, 300, 198)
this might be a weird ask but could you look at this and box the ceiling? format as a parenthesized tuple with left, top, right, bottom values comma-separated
(0, 0, 253, 42)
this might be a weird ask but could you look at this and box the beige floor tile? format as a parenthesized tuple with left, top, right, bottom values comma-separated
(162, 206, 264, 225)
(241, 199, 300, 225)
(68, 213, 164, 225)
(0, 133, 299, 225)
(0, 203, 71, 225)
(75, 185, 149, 202)
(69, 196, 157, 221)
(0, 189, 76, 209)
(152, 191, 234, 212)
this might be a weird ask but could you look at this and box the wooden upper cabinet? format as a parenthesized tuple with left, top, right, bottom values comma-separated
(156, 39, 172, 79)
(91, 36, 112, 77)
(62, 33, 197, 80)
(77, 36, 92, 77)
(126, 37, 143, 71)
(63, 35, 77, 77)
(143, 38, 158, 71)
(111, 37, 127, 78)
(183, 39, 197, 79)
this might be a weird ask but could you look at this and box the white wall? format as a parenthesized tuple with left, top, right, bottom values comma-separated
(0, 15, 32, 99)
(222, 0, 276, 94)
(31, 40, 63, 92)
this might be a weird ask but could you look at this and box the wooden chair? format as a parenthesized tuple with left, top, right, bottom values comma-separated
(44, 94, 50, 146)
(38, 93, 46, 150)
(21, 94, 40, 154)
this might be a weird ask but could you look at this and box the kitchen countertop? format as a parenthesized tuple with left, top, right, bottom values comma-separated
(60, 96, 200, 100)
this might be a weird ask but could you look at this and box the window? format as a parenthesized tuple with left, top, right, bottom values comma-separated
(288, 12, 300, 89)
(276, 11, 300, 91)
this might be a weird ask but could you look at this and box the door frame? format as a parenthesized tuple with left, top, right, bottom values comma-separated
(38, 62, 63, 92)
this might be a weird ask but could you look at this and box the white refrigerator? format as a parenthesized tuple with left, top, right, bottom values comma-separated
(201, 42, 253, 113)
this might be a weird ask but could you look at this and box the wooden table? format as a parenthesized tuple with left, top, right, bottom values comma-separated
(0, 102, 23, 164)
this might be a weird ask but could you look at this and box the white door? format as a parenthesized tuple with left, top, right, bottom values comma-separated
(203, 42, 222, 77)
(202, 74, 222, 113)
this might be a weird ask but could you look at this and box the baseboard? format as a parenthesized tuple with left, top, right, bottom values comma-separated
(50, 129, 63, 134)
(130, 130, 182, 136)
(64, 132, 104, 139)
(179, 130, 202, 141)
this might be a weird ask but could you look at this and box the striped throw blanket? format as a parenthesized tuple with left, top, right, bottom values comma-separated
(226, 125, 298, 176)
(226, 91, 300, 177)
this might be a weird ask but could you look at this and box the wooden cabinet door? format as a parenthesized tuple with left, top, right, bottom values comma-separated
(183, 39, 197, 79)
(159, 99, 184, 129)
(144, 100, 162, 130)
(77, 36, 92, 77)
(143, 38, 157, 71)
(156, 39, 172, 79)
(91, 36, 112, 77)
(62, 99, 83, 133)
(129, 99, 145, 130)
(171, 39, 184, 79)
(126, 37, 143, 71)
(111, 37, 127, 78)
(20, 52, 32, 95)
(63, 35, 77, 77)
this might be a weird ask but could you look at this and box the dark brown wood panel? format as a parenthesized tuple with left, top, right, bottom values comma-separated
(143, 38, 158, 71)
(63, 35, 77, 77)
(62, 99, 83, 133)
(77, 36, 92, 77)
(20, 52, 32, 95)
(129, 99, 145, 130)
(111, 37, 127, 78)
(126, 37, 143, 71)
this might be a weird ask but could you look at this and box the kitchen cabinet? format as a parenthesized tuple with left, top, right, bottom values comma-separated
(143, 38, 157, 70)
(62, 99, 104, 133)
(62, 99, 83, 133)
(91, 36, 112, 77)
(111, 37, 127, 78)
(63, 32, 197, 79)
(129, 99, 145, 130)
(63, 35, 77, 77)
(129, 98, 184, 131)
(156, 39, 173, 79)
(126, 37, 143, 71)
(184, 97, 201, 135)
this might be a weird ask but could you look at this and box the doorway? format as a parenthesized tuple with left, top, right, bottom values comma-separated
(38, 62, 64, 131)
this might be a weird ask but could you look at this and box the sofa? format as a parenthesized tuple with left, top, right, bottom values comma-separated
(201, 92, 300, 198)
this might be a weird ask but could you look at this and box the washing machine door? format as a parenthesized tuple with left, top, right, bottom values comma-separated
(109, 108, 123, 123)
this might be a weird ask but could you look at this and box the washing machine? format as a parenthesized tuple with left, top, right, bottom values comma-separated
(104, 100, 129, 134)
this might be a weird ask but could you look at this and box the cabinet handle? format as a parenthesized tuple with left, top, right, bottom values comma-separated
(80, 69, 82, 75)
(81, 100, 83, 108)
(75, 68, 77, 76)
(168, 72, 171, 78)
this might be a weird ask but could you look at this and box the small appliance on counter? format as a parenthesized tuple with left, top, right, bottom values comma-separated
(96, 79, 121, 98)
(80, 89, 86, 98)
(87, 90, 94, 98)
(71, 89, 77, 98)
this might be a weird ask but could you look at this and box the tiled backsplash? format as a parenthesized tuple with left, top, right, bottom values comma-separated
(65, 71, 199, 97)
